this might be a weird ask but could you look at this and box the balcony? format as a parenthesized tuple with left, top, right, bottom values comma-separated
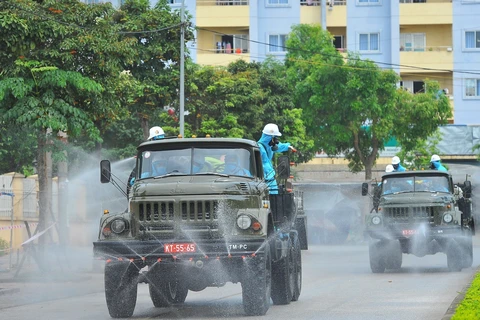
(400, 1, 452, 25)
(399, 46, 453, 73)
(196, 0, 249, 27)
(300, 0, 346, 26)
(196, 50, 250, 66)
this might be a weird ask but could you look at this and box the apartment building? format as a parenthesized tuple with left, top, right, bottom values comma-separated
(81, 0, 480, 125)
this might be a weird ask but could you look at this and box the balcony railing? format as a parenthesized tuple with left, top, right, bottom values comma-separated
(197, 0, 249, 5)
(399, 45, 453, 52)
(300, 0, 346, 6)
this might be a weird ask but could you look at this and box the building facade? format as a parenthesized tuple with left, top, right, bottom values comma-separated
(82, 0, 480, 125)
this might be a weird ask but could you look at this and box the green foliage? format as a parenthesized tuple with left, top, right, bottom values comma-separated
(285, 24, 451, 179)
(0, 237, 9, 256)
(396, 130, 443, 170)
(451, 272, 480, 320)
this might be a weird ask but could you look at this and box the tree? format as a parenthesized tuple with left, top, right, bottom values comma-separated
(0, 60, 102, 251)
(285, 24, 451, 179)
(113, 0, 195, 139)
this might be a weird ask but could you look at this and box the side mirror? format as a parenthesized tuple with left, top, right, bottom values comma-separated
(361, 182, 369, 196)
(100, 160, 111, 183)
(276, 155, 290, 180)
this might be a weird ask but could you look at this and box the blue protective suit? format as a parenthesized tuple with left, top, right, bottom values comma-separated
(394, 163, 406, 172)
(431, 161, 447, 172)
(258, 133, 290, 194)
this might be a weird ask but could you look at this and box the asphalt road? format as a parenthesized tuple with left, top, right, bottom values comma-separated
(0, 239, 478, 320)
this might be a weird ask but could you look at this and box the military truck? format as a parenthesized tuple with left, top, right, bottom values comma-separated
(362, 170, 474, 273)
(94, 137, 307, 318)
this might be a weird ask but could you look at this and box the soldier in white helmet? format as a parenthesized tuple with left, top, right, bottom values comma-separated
(430, 154, 447, 171)
(385, 164, 394, 173)
(147, 126, 165, 141)
(257, 123, 295, 195)
(127, 126, 166, 196)
(391, 156, 406, 172)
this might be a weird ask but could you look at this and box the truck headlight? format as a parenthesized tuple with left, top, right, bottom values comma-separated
(443, 213, 453, 223)
(111, 219, 127, 234)
(237, 215, 252, 230)
(371, 216, 382, 225)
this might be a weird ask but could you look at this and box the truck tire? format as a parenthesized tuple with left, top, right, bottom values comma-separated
(446, 239, 463, 272)
(105, 262, 138, 318)
(271, 238, 294, 305)
(149, 279, 188, 307)
(369, 241, 386, 273)
(385, 240, 402, 270)
(242, 242, 271, 316)
(291, 234, 302, 302)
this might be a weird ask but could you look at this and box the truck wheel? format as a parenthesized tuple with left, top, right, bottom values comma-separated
(369, 241, 386, 273)
(105, 261, 138, 318)
(460, 237, 473, 268)
(242, 242, 271, 316)
(271, 237, 294, 305)
(385, 240, 402, 270)
(291, 234, 302, 302)
(149, 279, 189, 307)
(446, 239, 463, 272)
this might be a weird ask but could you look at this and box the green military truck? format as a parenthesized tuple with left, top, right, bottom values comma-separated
(94, 137, 308, 318)
(362, 170, 474, 273)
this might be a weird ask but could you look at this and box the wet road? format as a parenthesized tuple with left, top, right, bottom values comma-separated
(0, 239, 478, 320)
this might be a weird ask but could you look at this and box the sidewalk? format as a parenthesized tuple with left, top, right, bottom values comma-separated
(0, 245, 104, 301)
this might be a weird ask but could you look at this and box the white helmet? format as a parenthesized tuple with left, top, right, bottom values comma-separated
(392, 156, 400, 165)
(430, 154, 441, 162)
(262, 123, 282, 136)
(385, 164, 394, 173)
(148, 126, 165, 141)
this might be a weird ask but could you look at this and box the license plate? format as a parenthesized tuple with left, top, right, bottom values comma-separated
(402, 229, 419, 236)
(164, 243, 196, 253)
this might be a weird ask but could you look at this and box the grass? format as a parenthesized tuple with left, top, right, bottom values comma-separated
(451, 272, 480, 320)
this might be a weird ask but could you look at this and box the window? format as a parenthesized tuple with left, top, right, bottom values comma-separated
(400, 33, 425, 52)
(267, 0, 289, 5)
(357, 0, 380, 5)
(333, 35, 345, 50)
(269, 35, 287, 53)
(359, 33, 379, 52)
(400, 80, 425, 94)
(214, 34, 249, 53)
(465, 79, 480, 98)
(465, 31, 480, 49)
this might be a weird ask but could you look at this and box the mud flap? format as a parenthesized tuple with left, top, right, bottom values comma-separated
(295, 215, 308, 250)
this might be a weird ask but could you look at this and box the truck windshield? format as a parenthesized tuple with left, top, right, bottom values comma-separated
(382, 175, 450, 195)
(138, 147, 253, 179)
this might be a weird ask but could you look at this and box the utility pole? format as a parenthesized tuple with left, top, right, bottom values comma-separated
(321, 0, 327, 30)
(179, 0, 185, 137)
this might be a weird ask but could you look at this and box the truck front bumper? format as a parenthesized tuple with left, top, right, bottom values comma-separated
(93, 238, 267, 261)
(366, 225, 465, 241)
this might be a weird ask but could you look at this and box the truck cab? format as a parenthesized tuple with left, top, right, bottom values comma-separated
(94, 137, 306, 318)
(362, 170, 474, 273)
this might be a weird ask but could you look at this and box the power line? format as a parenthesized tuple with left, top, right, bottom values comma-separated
(196, 26, 480, 76)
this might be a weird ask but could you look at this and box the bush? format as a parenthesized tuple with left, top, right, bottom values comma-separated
(0, 238, 9, 256)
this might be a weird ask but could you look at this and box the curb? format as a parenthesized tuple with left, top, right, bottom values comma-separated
(441, 267, 480, 320)
(0, 287, 20, 296)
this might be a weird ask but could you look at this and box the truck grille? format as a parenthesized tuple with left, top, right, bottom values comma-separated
(385, 206, 435, 224)
(136, 200, 222, 239)
(139, 202, 175, 222)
